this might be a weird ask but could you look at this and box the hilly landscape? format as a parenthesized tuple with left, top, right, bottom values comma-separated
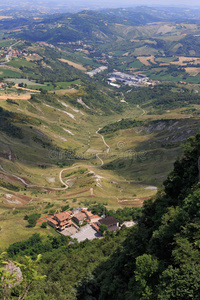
(1, 5, 200, 300)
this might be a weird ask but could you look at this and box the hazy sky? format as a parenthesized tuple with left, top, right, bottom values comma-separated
(57, 0, 200, 8)
(4, 0, 200, 7)
(2, 0, 200, 11)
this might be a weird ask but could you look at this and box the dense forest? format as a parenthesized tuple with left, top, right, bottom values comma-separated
(125, 83, 200, 111)
(1, 133, 200, 299)
(85, 133, 200, 299)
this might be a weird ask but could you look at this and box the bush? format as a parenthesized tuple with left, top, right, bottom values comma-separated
(62, 205, 70, 211)
(27, 213, 41, 227)
(99, 224, 108, 234)
(41, 222, 48, 228)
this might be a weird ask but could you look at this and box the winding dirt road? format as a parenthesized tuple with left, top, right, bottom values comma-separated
(0, 128, 111, 191)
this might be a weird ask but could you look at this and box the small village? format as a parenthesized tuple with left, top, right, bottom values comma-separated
(46, 207, 135, 242)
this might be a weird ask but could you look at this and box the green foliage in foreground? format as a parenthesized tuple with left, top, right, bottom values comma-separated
(7, 234, 70, 258)
(78, 133, 200, 300)
(6, 229, 128, 299)
(4, 133, 200, 299)
(99, 224, 108, 234)
(0, 253, 45, 300)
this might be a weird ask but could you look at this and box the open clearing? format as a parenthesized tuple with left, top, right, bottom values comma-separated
(26, 55, 43, 61)
(184, 67, 200, 76)
(137, 56, 156, 66)
(171, 56, 200, 66)
(58, 58, 87, 71)
(0, 93, 31, 100)
(53, 88, 77, 95)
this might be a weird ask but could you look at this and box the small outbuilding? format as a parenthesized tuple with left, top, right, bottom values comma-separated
(98, 216, 119, 232)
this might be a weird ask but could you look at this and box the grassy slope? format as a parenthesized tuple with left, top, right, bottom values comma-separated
(1, 84, 200, 248)
(1, 16, 200, 247)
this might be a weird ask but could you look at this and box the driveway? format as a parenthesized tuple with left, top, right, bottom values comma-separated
(71, 224, 101, 242)
(60, 226, 78, 236)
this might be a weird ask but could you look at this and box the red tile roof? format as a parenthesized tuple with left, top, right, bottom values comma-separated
(54, 211, 71, 222)
(73, 212, 86, 221)
(92, 222, 99, 231)
(47, 217, 58, 226)
(90, 215, 100, 219)
(82, 209, 93, 217)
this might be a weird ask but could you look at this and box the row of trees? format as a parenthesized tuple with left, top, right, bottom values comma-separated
(99, 118, 143, 134)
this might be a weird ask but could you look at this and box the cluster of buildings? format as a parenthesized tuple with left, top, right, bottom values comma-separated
(37, 41, 55, 49)
(1, 47, 23, 63)
(0, 45, 29, 64)
(107, 71, 150, 87)
(47, 207, 119, 236)
(86, 66, 108, 77)
(65, 40, 84, 46)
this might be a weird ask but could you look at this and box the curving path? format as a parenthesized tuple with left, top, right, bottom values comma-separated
(137, 104, 146, 116)
(96, 128, 110, 153)
(1, 127, 111, 191)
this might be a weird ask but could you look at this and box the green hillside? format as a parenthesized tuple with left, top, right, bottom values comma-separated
(1, 132, 200, 299)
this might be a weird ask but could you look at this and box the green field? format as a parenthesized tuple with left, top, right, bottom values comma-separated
(60, 50, 101, 68)
(155, 56, 178, 64)
(7, 58, 36, 68)
(27, 79, 82, 90)
(0, 68, 22, 78)
(0, 39, 15, 47)
(4, 78, 44, 85)
(128, 59, 144, 68)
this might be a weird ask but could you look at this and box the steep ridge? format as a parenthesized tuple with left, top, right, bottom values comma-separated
(79, 133, 200, 300)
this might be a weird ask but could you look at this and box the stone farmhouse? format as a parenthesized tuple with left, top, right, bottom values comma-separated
(47, 211, 73, 231)
(47, 208, 101, 231)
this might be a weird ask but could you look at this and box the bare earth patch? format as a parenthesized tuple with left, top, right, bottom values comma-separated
(46, 177, 56, 183)
(144, 186, 158, 190)
(0, 93, 31, 100)
(26, 55, 42, 61)
(58, 58, 87, 71)
(171, 56, 200, 66)
(14, 84, 41, 93)
(3, 193, 32, 206)
(185, 67, 200, 76)
(118, 197, 150, 206)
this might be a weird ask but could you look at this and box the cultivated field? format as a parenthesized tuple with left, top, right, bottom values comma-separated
(58, 58, 87, 71)
(171, 56, 200, 65)
(137, 56, 156, 66)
